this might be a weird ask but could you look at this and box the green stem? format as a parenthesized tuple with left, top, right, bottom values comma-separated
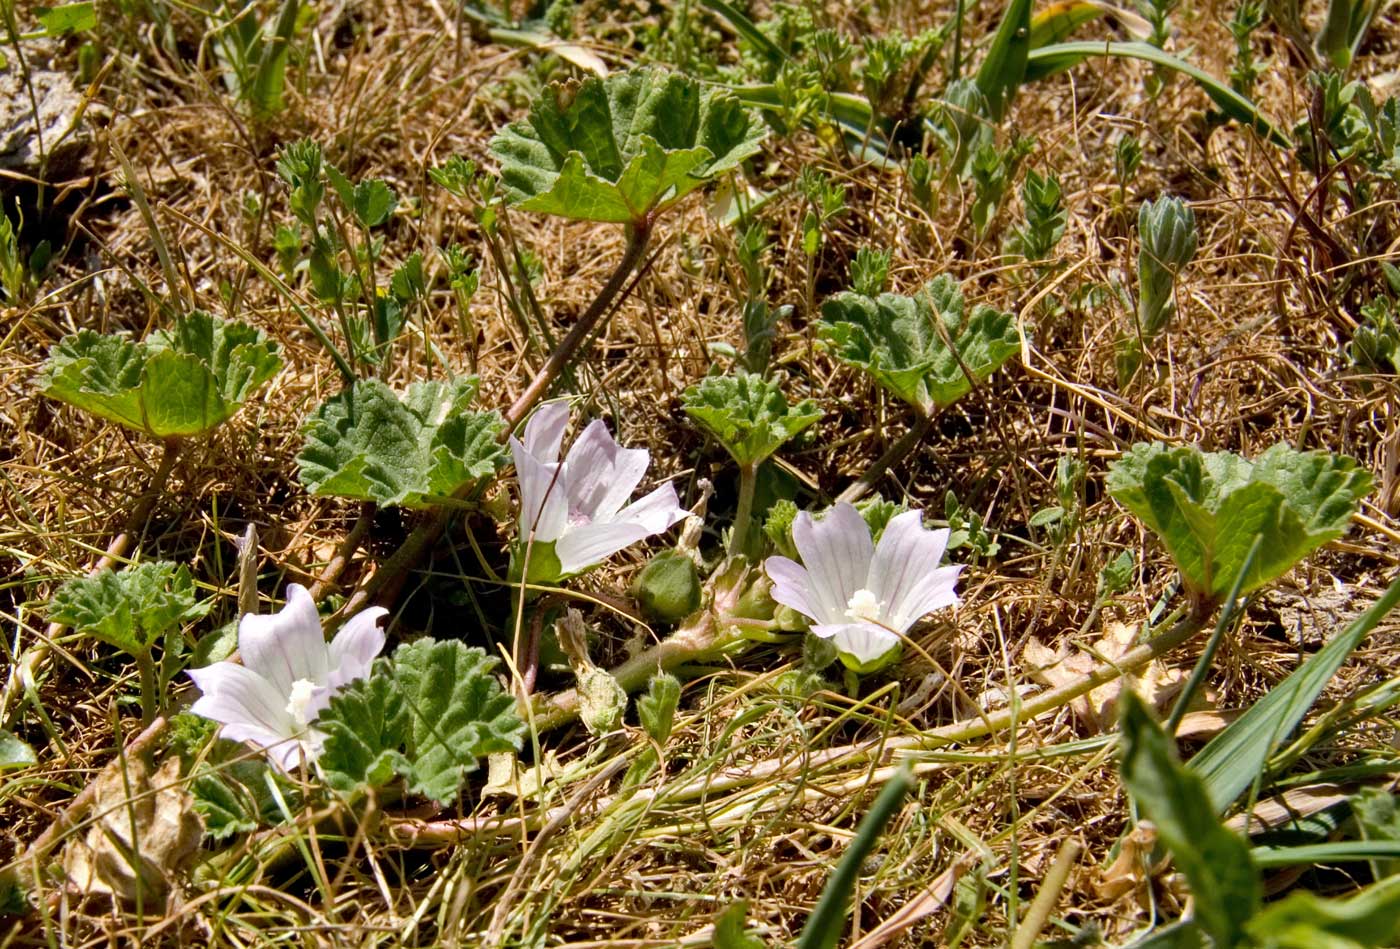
(1165, 537, 1260, 735)
(836, 413, 934, 505)
(728, 462, 757, 558)
(504, 218, 652, 428)
(135, 651, 158, 726)
(338, 219, 653, 618)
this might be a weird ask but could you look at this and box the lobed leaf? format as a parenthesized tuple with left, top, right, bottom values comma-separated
(296, 377, 507, 508)
(316, 642, 525, 806)
(490, 67, 765, 223)
(48, 562, 211, 658)
(682, 371, 822, 467)
(1119, 691, 1261, 948)
(818, 275, 1019, 416)
(40, 312, 282, 439)
(393, 640, 526, 804)
(1107, 442, 1371, 601)
(317, 669, 411, 795)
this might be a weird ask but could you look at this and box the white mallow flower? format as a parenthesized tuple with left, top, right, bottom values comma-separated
(187, 584, 386, 772)
(765, 502, 962, 671)
(510, 401, 688, 577)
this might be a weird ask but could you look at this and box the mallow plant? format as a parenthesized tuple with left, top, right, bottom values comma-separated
(187, 584, 524, 810)
(818, 272, 1019, 502)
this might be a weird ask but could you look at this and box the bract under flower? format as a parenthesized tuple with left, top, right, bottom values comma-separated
(510, 401, 688, 577)
(765, 502, 961, 671)
(187, 584, 386, 772)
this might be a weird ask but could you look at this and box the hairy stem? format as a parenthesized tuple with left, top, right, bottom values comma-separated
(836, 413, 934, 506)
(309, 501, 377, 600)
(136, 651, 158, 726)
(504, 218, 652, 428)
(728, 462, 758, 557)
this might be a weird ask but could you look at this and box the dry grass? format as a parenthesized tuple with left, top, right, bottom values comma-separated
(3, 0, 1400, 945)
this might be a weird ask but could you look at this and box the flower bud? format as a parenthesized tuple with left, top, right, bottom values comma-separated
(632, 550, 702, 623)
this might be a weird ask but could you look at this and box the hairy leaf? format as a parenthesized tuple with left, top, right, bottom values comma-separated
(682, 371, 822, 466)
(490, 67, 765, 223)
(296, 377, 507, 508)
(818, 275, 1019, 415)
(316, 642, 525, 806)
(49, 562, 211, 658)
(40, 312, 282, 438)
(317, 668, 411, 796)
(1120, 691, 1260, 948)
(637, 673, 681, 745)
(393, 640, 526, 805)
(1106, 443, 1371, 601)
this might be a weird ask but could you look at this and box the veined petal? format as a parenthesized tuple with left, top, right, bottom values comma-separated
(556, 521, 653, 574)
(869, 512, 959, 632)
(611, 482, 688, 534)
(811, 621, 902, 666)
(563, 420, 650, 521)
(217, 723, 309, 773)
(522, 400, 571, 463)
(890, 564, 963, 631)
(511, 437, 568, 542)
(792, 503, 874, 624)
(765, 555, 826, 624)
(188, 662, 296, 741)
(236, 584, 329, 696)
(327, 606, 388, 689)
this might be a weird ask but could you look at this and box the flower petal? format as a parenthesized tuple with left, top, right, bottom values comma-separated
(236, 584, 329, 696)
(555, 521, 653, 575)
(765, 555, 825, 624)
(811, 622, 901, 665)
(522, 400, 571, 463)
(792, 503, 874, 624)
(218, 723, 309, 773)
(511, 437, 568, 542)
(188, 662, 295, 743)
(327, 606, 388, 689)
(611, 482, 688, 534)
(562, 420, 651, 522)
(869, 512, 961, 632)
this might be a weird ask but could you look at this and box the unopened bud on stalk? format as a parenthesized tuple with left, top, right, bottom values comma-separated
(1136, 195, 1197, 340)
(632, 550, 702, 623)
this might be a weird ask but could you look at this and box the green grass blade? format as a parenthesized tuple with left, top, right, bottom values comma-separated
(975, 0, 1033, 120)
(1025, 41, 1291, 146)
(249, 0, 298, 116)
(1253, 841, 1400, 867)
(1190, 576, 1400, 813)
(796, 765, 914, 949)
(698, 0, 788, 68)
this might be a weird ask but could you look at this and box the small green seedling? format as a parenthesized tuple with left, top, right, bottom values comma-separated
(48, 562, 211, 724)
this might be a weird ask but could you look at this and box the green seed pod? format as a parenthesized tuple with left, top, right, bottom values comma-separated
(578, 667, 628, 736)
(632, 550, 702, 623)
